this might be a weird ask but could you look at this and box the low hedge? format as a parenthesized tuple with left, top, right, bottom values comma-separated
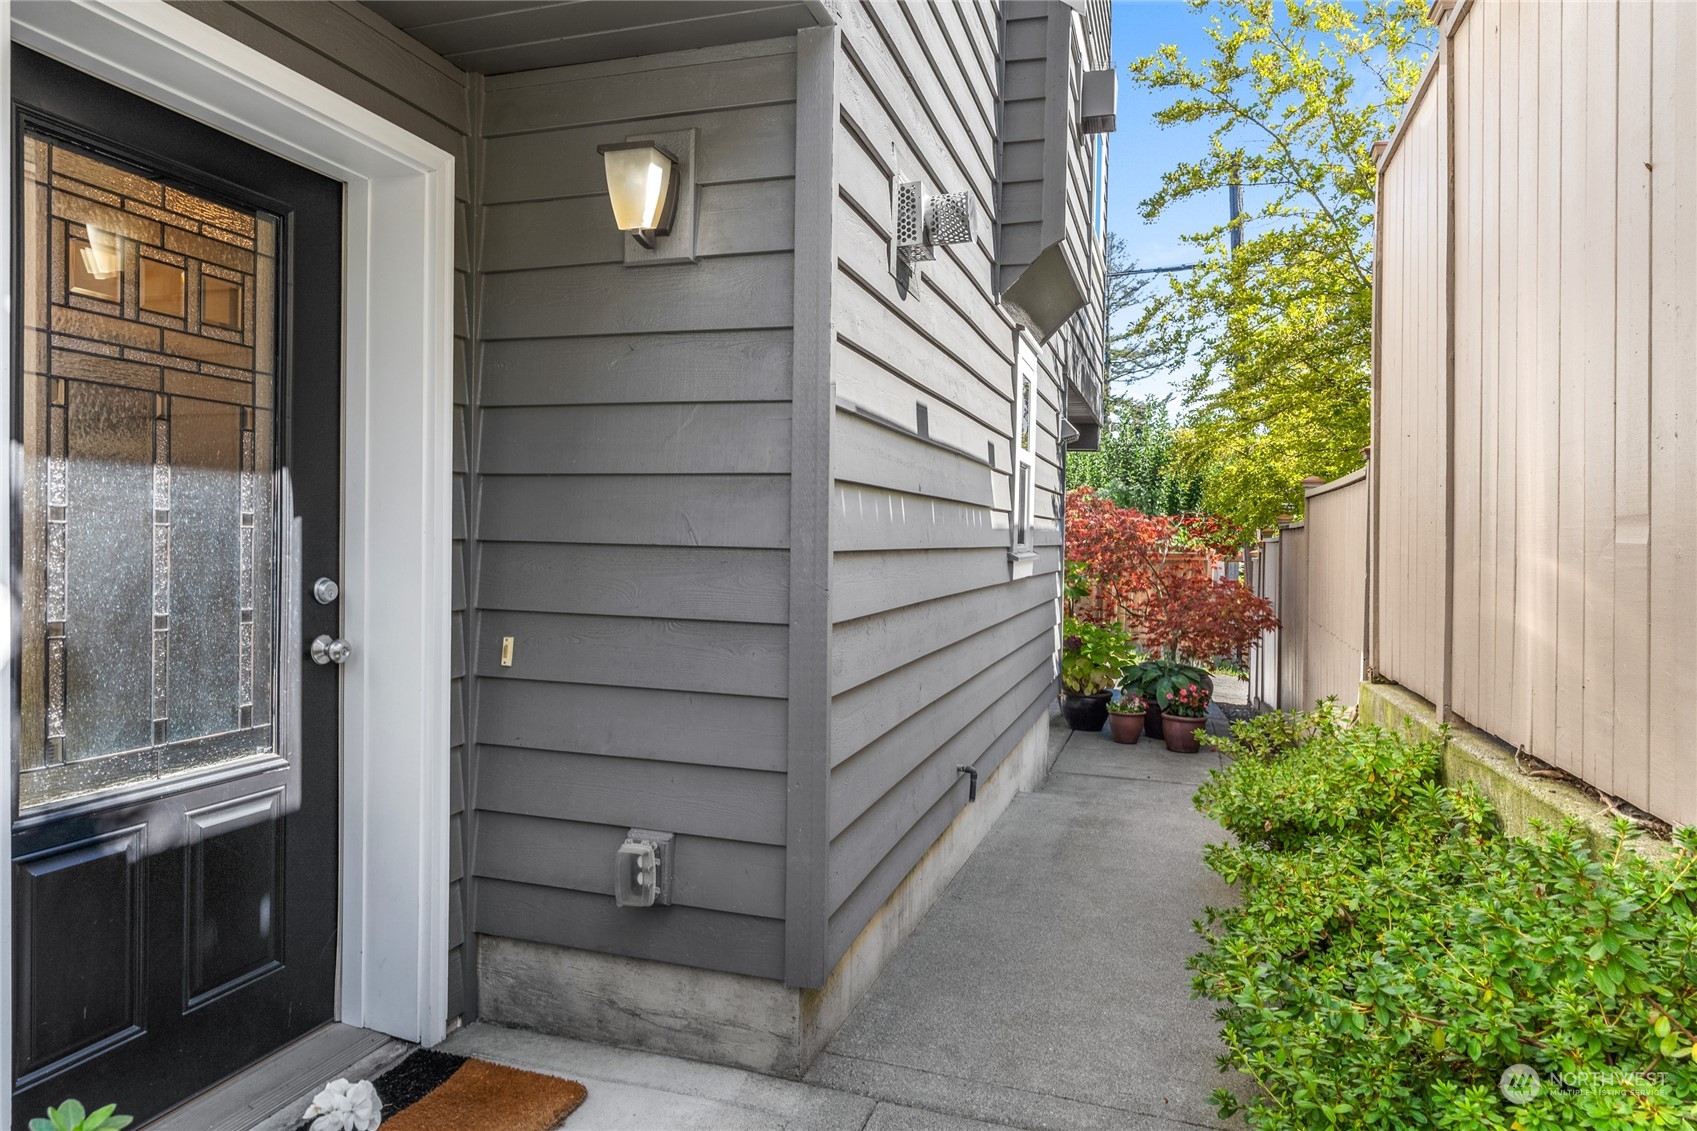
(1192, 706, 1697, 1129)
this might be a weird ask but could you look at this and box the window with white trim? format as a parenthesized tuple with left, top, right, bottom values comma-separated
(1013, 333, 1039, 553)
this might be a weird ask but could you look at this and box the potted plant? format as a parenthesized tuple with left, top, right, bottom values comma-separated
(1060, 617, 1135, 732)
(1063, 489, 1277, 671)
(1159, 681, 1211, 753)
(29, 1101, 131, 1131)
(1121, 658, 1211, 741)
(1106, 692, 1146, 744)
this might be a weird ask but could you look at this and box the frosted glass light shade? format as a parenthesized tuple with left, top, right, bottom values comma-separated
(597, 141, 679, 246)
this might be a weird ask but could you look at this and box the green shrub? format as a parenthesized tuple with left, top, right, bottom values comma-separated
(1193, 708, 1697, 1129)
(1197, 705, 1440, 852)
(1207, 701, 1348, 764)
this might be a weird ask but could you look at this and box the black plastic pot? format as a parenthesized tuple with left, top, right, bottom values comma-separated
(1145, 705, 1164, 740)
(1060, 691, 1113, 732)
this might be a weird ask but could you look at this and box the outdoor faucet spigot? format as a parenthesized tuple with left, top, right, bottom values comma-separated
(956, 765, 979, 802)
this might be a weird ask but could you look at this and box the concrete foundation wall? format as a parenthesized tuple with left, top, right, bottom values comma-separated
(479, 708, 1058, 1075)
(1358, 681, 1674, 859)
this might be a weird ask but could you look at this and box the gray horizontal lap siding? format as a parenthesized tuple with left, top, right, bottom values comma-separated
(999, 2, 1110, 440)
(168, 0, 479, 1026)
(823, 0, 1068, 971)
(177, 0, 1096, 1002)
(470, 40, 799, 981)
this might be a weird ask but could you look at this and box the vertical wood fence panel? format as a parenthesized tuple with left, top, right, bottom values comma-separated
(1276, 524, 1308, 712)
(1373, 44, 1446, 708)
(1647, 0, 1697, 825)
(1248, 538, 1281, 712)
(1251, 471, 1367, 713)
(1303, 473, 1368, 710)
(1363, 0, 1697, 825)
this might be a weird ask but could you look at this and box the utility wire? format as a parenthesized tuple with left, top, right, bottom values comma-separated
(1110, 184, 1242, 278)
(1106, 262, 1199, 278)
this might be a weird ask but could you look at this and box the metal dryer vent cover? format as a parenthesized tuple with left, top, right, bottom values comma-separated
(925, 191, 973, 246)
(894, 178, 934, 263)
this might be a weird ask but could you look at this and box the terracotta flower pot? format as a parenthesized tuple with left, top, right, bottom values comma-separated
(1107, 710, 1145, 745)
(1162, 713, 1207, 753)
(1144, 705, 1163, 740)
(1060, 692, 1112, 732)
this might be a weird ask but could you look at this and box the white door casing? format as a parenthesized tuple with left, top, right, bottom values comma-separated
(1, 0, 456, 1105)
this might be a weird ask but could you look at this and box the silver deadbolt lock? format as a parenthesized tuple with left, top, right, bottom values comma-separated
(313, 577, 340, 605)
(310, 635, 352, 666)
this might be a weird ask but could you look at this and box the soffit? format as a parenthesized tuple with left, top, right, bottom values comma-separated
(361, 1, 821, 75)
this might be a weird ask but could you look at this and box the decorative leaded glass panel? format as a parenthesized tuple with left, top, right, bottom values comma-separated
(18, 135, 279, 810)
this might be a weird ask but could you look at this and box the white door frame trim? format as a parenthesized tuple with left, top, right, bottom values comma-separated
(1, 0, 455, 1099)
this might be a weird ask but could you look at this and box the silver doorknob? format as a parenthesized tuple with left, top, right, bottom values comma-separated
(310, 635, 352, 665)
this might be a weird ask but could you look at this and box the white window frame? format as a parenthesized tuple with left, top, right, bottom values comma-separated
(1, 0, 457, 1095)
(1012, 332, 1040, 557)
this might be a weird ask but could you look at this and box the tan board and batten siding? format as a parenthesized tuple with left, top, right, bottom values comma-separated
(167, 0, 480, 1024)
(472, 40, 798, 984)
(1373, 0, 1697, 825)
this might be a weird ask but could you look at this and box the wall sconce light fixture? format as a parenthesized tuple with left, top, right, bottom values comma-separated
(597, 141, 679, 249)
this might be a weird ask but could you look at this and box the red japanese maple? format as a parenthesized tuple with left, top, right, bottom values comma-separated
(1064, 487, 1277, 661)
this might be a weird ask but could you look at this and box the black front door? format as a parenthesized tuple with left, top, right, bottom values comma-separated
(10, 48, 342, 1127)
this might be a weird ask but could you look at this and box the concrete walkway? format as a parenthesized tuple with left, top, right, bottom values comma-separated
(433, 710, 1250, 1130)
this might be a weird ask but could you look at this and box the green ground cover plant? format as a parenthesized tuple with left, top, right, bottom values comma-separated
(1193, 706, 1697, 1129)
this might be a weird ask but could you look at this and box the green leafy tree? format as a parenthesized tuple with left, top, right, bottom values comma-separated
(1070, 233, 1204, 513)
(1129, 0, 1434, 528)
(1102, 232, 1166, 391)
(1066, 395, 1204, 516)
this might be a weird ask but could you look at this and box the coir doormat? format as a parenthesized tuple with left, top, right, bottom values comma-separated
(300, 1048, 587, 1131)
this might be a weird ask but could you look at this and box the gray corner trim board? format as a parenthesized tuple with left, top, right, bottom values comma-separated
(458, 70, 487, 1026)
(785, 23, 839, 990)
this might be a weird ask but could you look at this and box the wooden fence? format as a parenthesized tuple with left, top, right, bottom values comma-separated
(1247, 470, 1368, 713)
(1370, 0, 1697, 825)
(1071, 549, 1219, 652)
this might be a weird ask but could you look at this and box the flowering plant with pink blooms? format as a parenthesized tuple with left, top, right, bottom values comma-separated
(1161, 681, 1211, 719)
(1107, 692, 1147, 715)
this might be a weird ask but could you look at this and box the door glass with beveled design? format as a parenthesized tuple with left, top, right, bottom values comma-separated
(17, 134, 279, 811)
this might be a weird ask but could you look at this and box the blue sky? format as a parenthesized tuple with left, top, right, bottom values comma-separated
(1109, 2, 1225, 276)
(1107, 1, 1229, 401)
